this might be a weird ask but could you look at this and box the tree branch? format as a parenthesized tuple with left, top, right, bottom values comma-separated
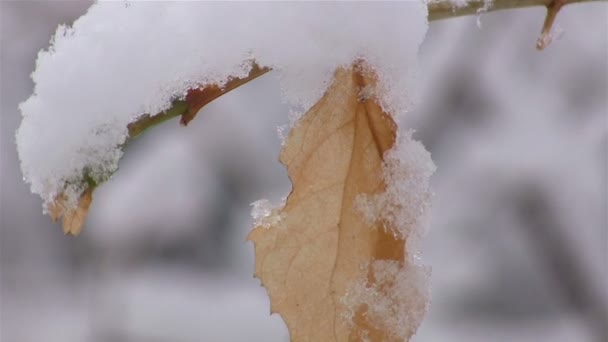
(125, 0, 604, 141)
(427, 0, 602, 21)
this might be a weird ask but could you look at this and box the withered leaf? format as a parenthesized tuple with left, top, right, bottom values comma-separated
(49, 187, 93, 236)
(249, 64, 423, 341)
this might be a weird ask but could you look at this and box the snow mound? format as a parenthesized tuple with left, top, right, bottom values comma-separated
(17, 1, 428, 212)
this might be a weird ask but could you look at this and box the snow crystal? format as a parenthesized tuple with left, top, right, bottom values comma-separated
(342, 260, 430, 341)
(355, 130, 436, 241)
(348, 129, 434, 338)
(449, 0, 470, 8)
(476, 0, 494, 28)
(250, 199, 285, 229)
(425, 0, 469, 9)
(537, 24, 566, 50)
(17, 1, 428, 212)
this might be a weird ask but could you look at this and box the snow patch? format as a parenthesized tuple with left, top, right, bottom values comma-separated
(355, 131, 436, 241)
(250, 199, 285, 229)
(342, 260, 430, 341)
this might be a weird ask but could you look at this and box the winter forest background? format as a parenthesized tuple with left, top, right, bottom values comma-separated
(1, 1, 606, 341)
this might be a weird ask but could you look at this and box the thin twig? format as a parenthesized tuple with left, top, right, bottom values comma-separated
(126, 63, 270, 140)
(427, 0, 602, 21)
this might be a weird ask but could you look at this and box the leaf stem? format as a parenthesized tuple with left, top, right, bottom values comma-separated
(127, 100, 188, 139)
(125, 63, 270, 141)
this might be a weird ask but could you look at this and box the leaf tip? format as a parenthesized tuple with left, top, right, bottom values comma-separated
(51, 187, 94, 236)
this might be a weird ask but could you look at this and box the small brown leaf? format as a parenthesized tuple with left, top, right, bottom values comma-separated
(249, 63, 426, 341)
(49, 188, 93, 236)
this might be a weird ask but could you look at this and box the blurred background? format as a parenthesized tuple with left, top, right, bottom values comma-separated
(1, 1, 606, 341)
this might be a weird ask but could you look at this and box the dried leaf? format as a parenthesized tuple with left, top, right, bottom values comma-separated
(49, 188, 93, 236)
(249, 64, 425, 341)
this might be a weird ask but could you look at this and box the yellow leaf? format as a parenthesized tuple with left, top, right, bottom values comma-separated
(249, 63, 428, 341)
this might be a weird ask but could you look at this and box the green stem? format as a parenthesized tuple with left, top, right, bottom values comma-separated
(127, 100, 188, 139)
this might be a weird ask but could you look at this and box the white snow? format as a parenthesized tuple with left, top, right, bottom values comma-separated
(17, 1, 429, 212)
(476, 0, 495, 28)
(250, 199, 285, 229)
(425, 0, 470, 8)
(348, 130, 435, 340)
(343, 260, 431, 341)
(356, 131, 436, 241)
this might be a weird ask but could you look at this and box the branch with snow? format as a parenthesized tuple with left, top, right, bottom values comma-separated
(16, 0, 599, 234)
(18, 2, 428, 231)
(127, 0, 601, 145)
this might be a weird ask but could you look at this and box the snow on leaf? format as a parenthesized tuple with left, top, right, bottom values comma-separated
(248, 63, 431, 341)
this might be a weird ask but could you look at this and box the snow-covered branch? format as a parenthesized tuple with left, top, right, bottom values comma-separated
(127, 0, 603, 141)
(126, 63, 271, 139)
(16, 0, 602, 234)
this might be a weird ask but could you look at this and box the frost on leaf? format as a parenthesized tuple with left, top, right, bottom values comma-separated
(251, 199, 286, 229)
(343, 260, 430, 341)
(248, 63, 433, 341)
